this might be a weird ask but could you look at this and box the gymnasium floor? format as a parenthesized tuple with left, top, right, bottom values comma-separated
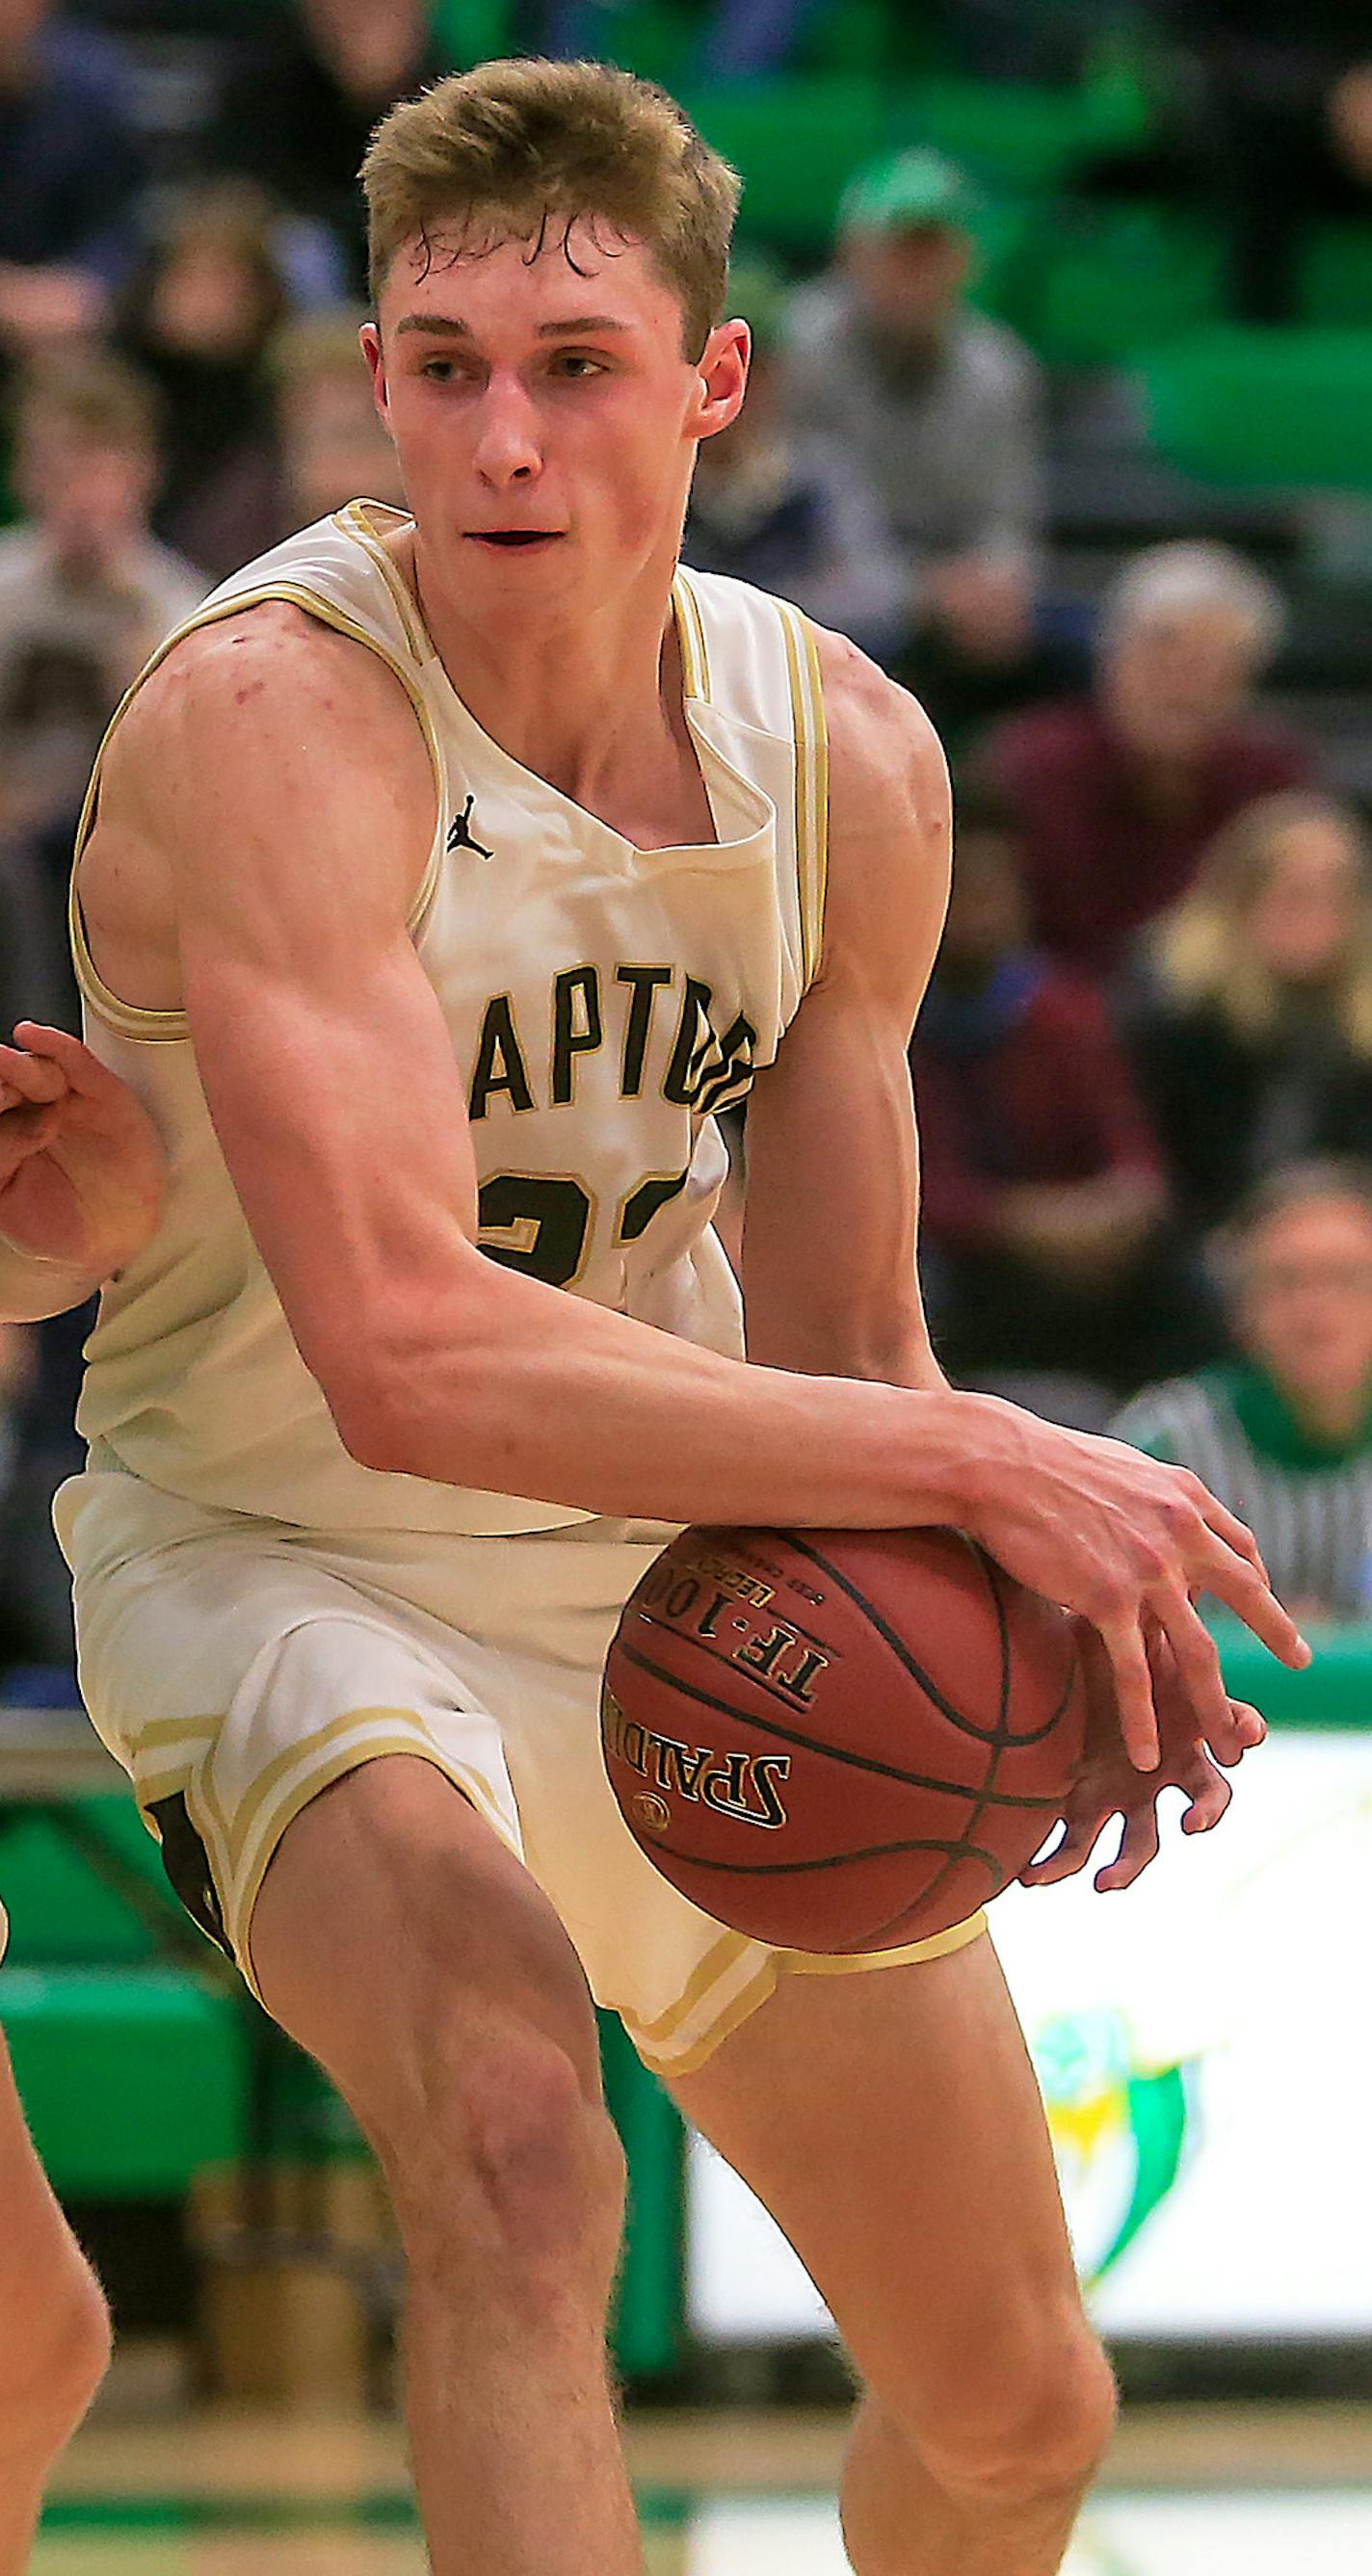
(39, 2398, 1372, 2572)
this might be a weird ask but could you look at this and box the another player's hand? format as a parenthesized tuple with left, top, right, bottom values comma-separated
(0, 1022, 165, 1277)
(1018, 1617, 1264, 1895)
(960, 1397, 1306, 1771)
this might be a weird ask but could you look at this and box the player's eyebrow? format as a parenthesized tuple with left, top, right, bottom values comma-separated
(393, 313, 633, 338)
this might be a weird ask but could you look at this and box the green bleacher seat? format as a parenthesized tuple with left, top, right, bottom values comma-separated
(1, 1967, 247, 2195)
(1002, 199, 1227, 366)
(886, 75, 1112, 191)
(685, 77, 883, 256)
(1141, 327, 1372, 492)
(1298, 223, 1372, 329)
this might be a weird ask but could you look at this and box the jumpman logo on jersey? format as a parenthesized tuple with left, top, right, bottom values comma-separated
(447, 795, 493, 860)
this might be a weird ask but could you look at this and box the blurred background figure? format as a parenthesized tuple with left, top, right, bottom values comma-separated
(208, 0, 448, 303)
(0, 0, 145, 377)
(269, 306, 408, 536)
(1161, 0, 1372, 321)
(981, 541, 1315, 982)
(781, 147, 1048, 739)
(116, 181, 293, 581)
(910, 782, 1212, 1429)
(0, 1317, 43, 1682)
(684, 253, 906, 661)
(0, 342, 204, 1005)
(1128, 793, 1372, 1238)
(1114, 1160, 1372, 1622)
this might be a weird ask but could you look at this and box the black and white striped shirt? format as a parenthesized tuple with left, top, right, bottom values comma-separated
(1111, 1364, 1372, 1617)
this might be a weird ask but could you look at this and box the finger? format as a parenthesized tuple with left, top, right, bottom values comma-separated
(1198, 1495, 1269, 1579)
(10, 1023, 114, 1103)
(1095, 1618, 1159, 1770)
(0, 1044, 68, 1109)
(1209, 1699, 1265, 1767)
(1018, 1805, 1113, 1888)
(1181, 1542, 1309, 1671)
(1179, 1754, 1232, 1835)
(1151, 1580, 1235, 1738)
(1095, 1801, 1160, 1892)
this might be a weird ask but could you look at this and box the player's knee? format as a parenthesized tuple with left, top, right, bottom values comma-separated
(0, 2246, 111, 2462)
(386, 2023, 626, 2296)
(917, 2316, 1117, 2509)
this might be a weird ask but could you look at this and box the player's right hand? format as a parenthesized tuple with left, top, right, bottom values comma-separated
(0, 1022, 166, 1279)
(960, 1397, 1308, 1774)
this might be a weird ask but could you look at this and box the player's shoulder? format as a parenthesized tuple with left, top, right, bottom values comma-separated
(110, 598, 421, 808)
(814, 623, 949, 844)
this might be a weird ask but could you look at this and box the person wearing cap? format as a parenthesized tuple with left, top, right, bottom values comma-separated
(781, 146, 1045, 731)
(683, 251, 907, 661)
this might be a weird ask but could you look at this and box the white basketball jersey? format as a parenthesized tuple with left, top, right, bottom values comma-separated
(68, 502, 829, 1536)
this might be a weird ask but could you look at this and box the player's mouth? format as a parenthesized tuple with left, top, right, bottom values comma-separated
(466, 530, 566, 550)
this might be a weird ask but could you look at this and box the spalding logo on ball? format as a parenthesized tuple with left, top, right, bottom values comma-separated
(600, 1522, 1087, 1954)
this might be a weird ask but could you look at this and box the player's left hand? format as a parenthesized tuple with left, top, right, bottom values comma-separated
(1017, 1616, 1265, 1895)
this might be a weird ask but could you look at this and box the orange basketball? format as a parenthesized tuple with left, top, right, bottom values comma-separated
(601, 1522, 1087, 1953)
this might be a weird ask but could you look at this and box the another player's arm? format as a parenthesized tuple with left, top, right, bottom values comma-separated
(114, 611, 1301, 1761)
(0, 1025, 167, 1321)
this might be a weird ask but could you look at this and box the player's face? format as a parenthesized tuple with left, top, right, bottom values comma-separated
(363, 220, 748, 627)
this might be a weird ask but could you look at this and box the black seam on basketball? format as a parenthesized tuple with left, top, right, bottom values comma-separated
(636, 1835, 1005, 1881)
(782, 1534, 1066, 1747)
(610, 1637, 1064, 1810)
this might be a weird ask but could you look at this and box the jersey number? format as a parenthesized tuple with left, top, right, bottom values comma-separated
(477, 1168, 690, 1289)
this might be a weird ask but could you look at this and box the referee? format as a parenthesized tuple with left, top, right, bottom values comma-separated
(1113, 1160, 1372, 1622)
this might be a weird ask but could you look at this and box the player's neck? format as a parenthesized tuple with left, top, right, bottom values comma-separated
(408, 532, 690, 818)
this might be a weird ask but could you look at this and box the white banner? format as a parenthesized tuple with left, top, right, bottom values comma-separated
(689, 1730, 1372, 2340)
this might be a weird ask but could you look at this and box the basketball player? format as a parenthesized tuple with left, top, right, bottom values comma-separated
(0, 1024, 161, 2569)
(0, 61, 1302, 2576)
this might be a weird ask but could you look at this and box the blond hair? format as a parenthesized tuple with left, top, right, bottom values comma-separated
(1155, 791, 1372, 1056)
(361, 58, 740, 357)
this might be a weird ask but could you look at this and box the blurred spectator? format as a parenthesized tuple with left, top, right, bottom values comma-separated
(684, 255, 906, 661)
(1113, 1159, 1372, 1621)
(982, 541, 1314, 981)
(117, 183, 292, 582)
(0, 1316, 52, 1677)
(209, 0, 447, 304)
(270, 307, 407, 537)
(1128, 793, 1372, 1237)
(911, 783, 1210, 1426)
(781, 148, 1047, 736)
(0, 0, 145, 373)
(0, 345, 204, 963)
(1161, 2, 1372, 320)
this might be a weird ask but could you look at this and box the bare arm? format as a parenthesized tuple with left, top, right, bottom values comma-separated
(111, 609, 979, 1538)
(0, 1025, 166, 1321)
(739, 634, 1306, 1761)
(99, 611, 1306, 1763)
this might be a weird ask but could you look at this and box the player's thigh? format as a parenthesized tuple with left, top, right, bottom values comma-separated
(668, 1934, 1092, 2421)
(250, 1751, 610, 2146)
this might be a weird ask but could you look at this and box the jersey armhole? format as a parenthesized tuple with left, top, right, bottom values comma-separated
(69, 585, 448, 1044)
(776, 601, 829, 991)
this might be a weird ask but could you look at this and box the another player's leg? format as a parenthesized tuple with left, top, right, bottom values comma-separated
(0, 2029, 111, 2575)
(669, 1933, 1116, 2576)
(249, 1753, 642, 2576)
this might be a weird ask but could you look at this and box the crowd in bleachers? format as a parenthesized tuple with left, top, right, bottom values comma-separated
(4, 0, 1372, 1682)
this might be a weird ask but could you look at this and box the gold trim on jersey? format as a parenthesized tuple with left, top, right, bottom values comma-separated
(68, 584, 449, 1044)
(672, 568, 712, 703)
(633, 1908, 988, 2078)
(335, 500, 432, 665)
(777, 601, 829, 992)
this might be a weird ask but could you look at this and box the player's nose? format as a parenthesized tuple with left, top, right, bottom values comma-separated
(472, 378, 543, 486)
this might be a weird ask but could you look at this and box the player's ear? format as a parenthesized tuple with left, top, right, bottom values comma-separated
(690, 320, 749, 444)
(360, 322, 389, 421)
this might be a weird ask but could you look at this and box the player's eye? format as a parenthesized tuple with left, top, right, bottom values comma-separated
(549, 351, 608, 379)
